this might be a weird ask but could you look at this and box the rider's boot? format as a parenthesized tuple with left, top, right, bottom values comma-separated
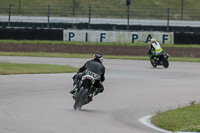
(70, 75, 80, 94)
(154, 57, 157, 63)
(70, 84, 78, 94)
(86, 87, 97, 102)
(87, 87, 101, 101)
(151, 56, 156, 64)
(88, 93, 93, 101)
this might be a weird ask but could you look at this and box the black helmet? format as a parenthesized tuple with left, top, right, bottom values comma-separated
(93, 53, 103, 62)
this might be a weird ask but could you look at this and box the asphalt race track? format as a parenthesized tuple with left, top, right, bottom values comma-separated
(0, 56, 200, 133)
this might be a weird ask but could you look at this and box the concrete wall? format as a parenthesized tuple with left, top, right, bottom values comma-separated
(63, 30, 174, 44)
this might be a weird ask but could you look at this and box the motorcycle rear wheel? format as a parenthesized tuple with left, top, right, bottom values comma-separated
(73, 87, 88, 110)
(163, 58, 169, 68)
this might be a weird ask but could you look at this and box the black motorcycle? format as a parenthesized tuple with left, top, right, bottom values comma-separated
(148, 50, 169, 68)
(73, 71, 99, 110)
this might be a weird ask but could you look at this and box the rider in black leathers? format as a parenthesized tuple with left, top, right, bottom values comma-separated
(70, 53, 105, 97)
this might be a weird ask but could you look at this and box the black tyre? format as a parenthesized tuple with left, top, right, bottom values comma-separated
(163, 57, 169, 68)
(73, 87, 88, 110)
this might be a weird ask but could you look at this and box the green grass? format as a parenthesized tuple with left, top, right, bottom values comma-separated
(0, 0, 200, 20)
(0, 40, 137, 46)
(1, 0, 200, 9)
(0, 52, 94, 58)
(1, 52, 200, 63)
(0, 62, 78, 75)
(0, 39, 149, 46)
(152, 102, 200, 132)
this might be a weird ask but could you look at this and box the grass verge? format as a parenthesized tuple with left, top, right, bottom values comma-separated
(151, 102, 200, 132)
(0, 62, 78, 75)
(0, 52, 200, 62)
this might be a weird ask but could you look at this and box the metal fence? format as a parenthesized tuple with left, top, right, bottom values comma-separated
(1, 4, 200, 19)
(0, 4, 200, 28)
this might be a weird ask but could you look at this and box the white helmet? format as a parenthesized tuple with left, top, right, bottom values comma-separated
(151, 38, 156, 43)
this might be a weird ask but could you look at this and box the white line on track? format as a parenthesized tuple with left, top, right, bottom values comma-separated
(139, 115, 173, 133)
(139, 115, 199, 133)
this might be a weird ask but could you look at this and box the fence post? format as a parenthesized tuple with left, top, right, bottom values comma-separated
(73, 0, 75, 16)
(167, 8, 170, 31)
(8, 5, 11, 26)
(181, 0, 184, 20)
(18, 0, 21, 15)
(88, 6, 91, 29)
(127, 5, 130, 30)
(47, 5, 50, 28)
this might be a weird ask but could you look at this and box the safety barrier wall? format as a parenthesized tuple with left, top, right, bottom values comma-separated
(1, 22, 200, 33)
(0, 28, 199, 44)
(174, 33, 200, 44)
(63, 30, 174, 44)
(0, 28, 62, 40)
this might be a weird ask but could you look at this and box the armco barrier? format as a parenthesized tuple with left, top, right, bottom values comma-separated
(1, 22, 200, 33)
(0, 28, 63, 40)
(174, 33, 200, 44)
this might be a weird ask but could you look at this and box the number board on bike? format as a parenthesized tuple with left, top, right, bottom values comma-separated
(85, 70, 100, 80)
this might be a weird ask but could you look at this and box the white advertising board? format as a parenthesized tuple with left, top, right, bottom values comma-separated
(63, 30, 174, 44)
